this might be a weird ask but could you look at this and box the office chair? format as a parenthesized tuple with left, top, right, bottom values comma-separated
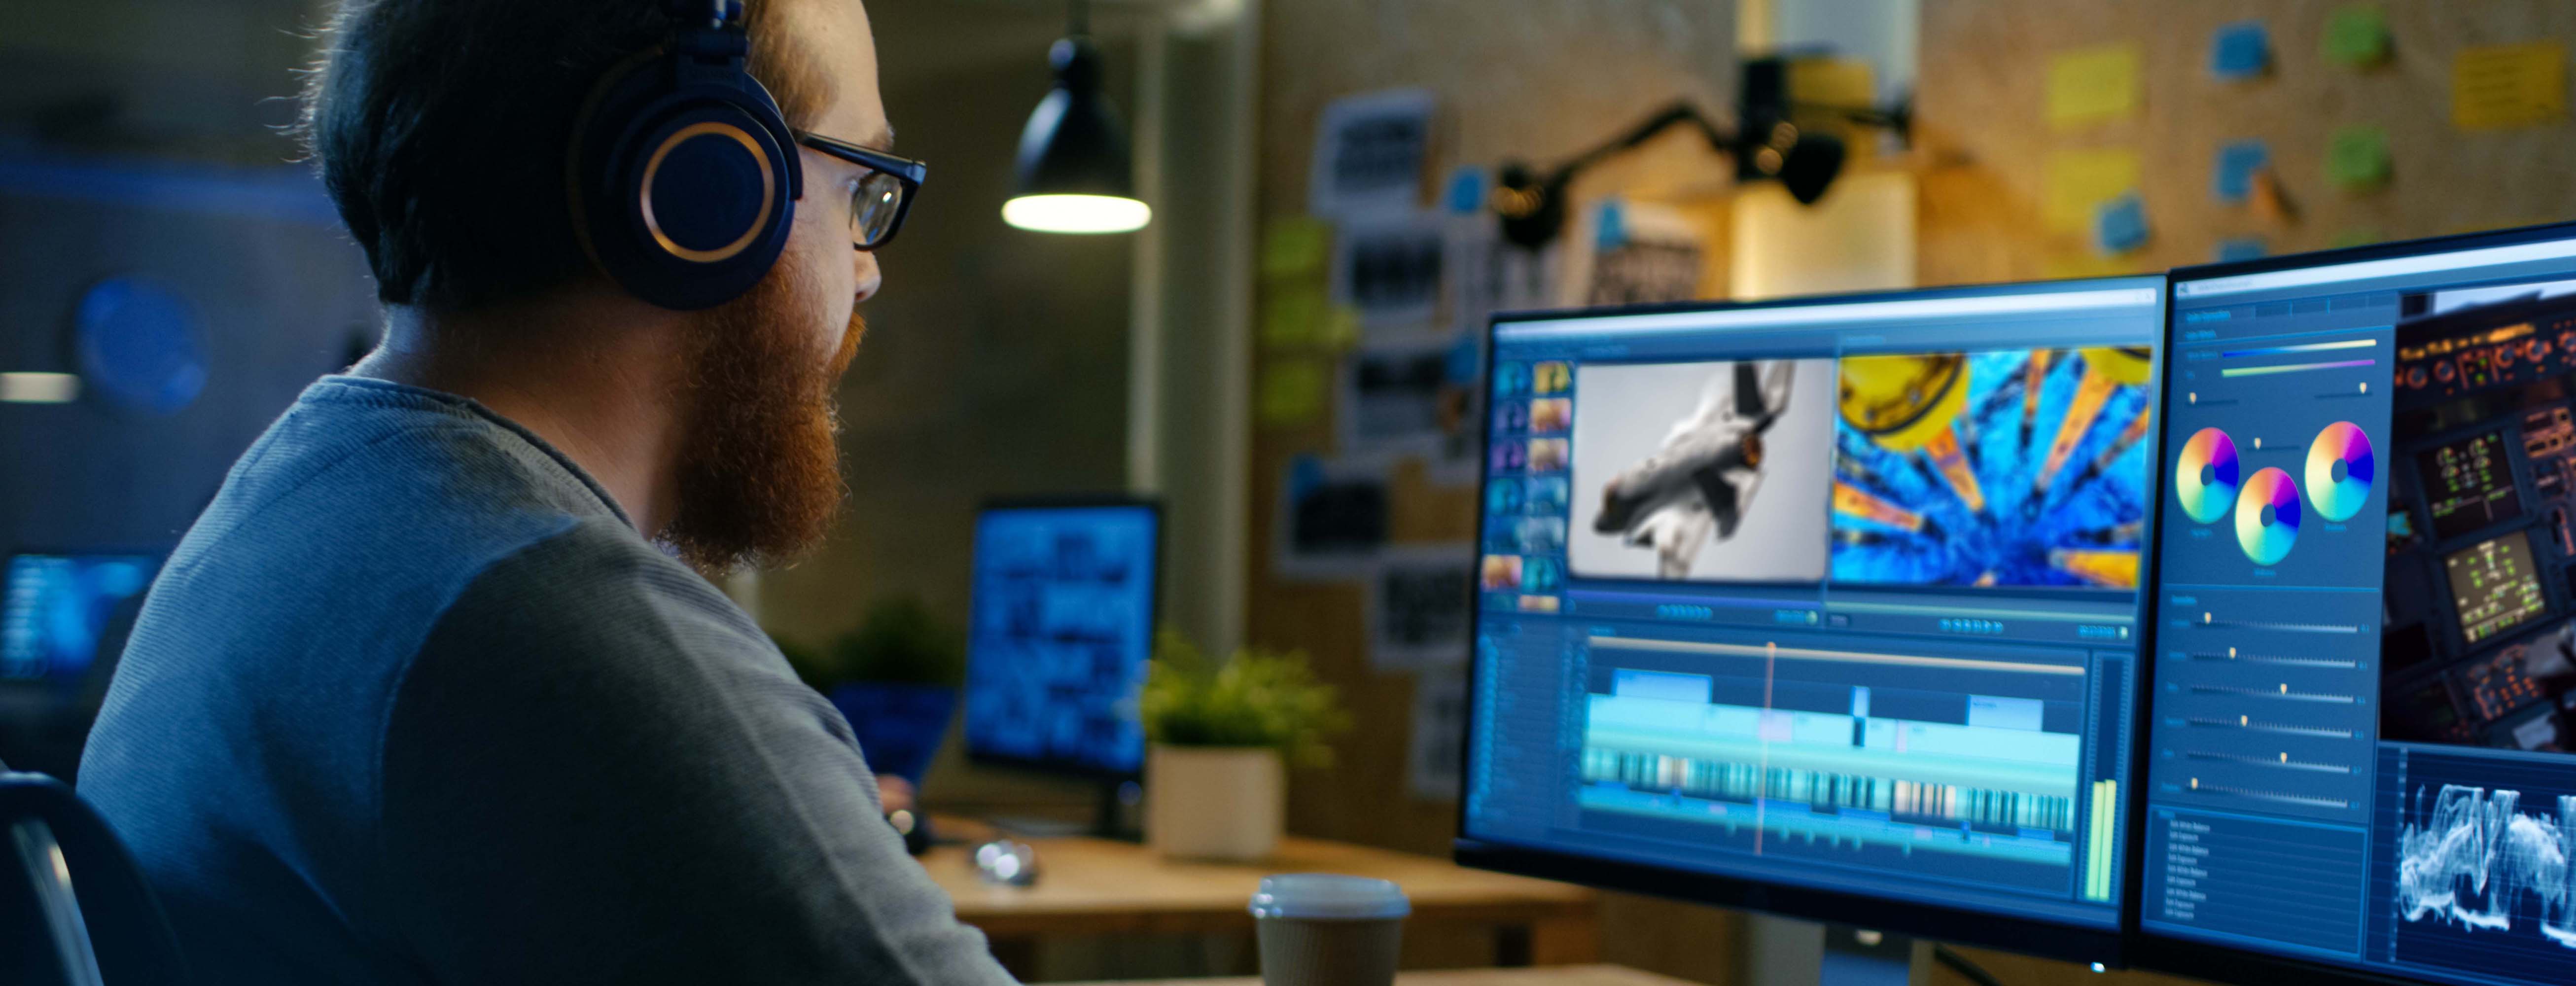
(0, 768, 192, 985)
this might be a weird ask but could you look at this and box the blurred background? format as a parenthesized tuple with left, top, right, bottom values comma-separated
(8, 0, 2576, 983)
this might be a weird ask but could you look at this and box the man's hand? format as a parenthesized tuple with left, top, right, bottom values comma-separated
(878, 775, 916, 814)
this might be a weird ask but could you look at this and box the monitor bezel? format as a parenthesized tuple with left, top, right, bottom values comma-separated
(1453, 276, 2168, 969)
(960, 495, 1165, 782)
(2133, 220, 2576, 986)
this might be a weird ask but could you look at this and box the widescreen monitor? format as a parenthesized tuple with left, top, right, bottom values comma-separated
(2143, 224, 2576, 986)
(962, 499, 1160, 777)
(1456, 278, 2166, 963)
(2, 553, 157, 689)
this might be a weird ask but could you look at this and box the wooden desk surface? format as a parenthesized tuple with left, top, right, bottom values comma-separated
(922, 826, 1595, 939)
(1065, 964, 1694, 986)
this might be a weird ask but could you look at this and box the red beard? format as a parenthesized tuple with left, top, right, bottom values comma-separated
(661, 254, 863, 575)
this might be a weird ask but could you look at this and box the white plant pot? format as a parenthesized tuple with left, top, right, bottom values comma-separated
(1146, 744, 1285, 861)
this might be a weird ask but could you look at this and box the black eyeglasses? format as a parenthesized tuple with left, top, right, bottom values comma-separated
(794, 131, 927, 251)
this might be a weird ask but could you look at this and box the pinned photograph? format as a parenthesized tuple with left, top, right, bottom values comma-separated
(1569, 359, 1835, 582)
(1366, 545, 1476, 671)
(1330, 212, 1446, 334)
(1274, 455, 1392, 581)
(1343, 340, 1454, 458)
(1308, 88, 1434, 219)
(1406, 669, 1469, 801)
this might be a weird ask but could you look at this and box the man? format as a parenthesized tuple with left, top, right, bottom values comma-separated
(77, 0, 1019, 982)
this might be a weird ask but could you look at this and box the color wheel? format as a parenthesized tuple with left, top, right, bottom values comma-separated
(2176, 427, 2241, 524)
(2303, 421, 2373, 522)
(2235, 467, 2300, 565)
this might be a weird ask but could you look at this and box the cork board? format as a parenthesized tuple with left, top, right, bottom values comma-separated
(1918, 0, 2576, 286)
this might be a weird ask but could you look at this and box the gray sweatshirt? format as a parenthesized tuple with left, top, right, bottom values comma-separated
(79, 376, 1018, 986)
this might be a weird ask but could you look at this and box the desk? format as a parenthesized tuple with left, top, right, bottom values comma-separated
(921, 825, 1598, 967)
(1067, 964, 1696, 986)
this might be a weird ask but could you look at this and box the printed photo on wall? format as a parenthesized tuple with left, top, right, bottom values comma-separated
(1366, 544, 1476, 671)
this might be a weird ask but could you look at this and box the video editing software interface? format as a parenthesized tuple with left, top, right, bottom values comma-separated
(2148, 234, 2576, 986)
(962, 503, 1158, 775)
(1463, 279, 2163, 930)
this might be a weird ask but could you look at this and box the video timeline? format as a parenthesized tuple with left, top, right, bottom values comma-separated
(1569, 637, 2120, 899)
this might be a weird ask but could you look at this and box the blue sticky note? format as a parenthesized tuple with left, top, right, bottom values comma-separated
(2095, 194, 2149, 254)
(2213, 140, 2269, 203)
(1288, 455, 1325, 500)
(1594, 199, 1627, 250)
(1445, 166, 1488, 215)
(2217, 237, 2268, 263)
(2210, 21, 2271, 81)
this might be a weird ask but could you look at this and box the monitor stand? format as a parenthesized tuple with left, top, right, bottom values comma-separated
(1817, 925, 1916, 986)
(1750, 916, 1931, 986)
(983, 780, 1143, 842)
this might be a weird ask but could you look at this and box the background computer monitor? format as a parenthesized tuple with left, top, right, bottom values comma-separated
(2, 552, 157, 690)
(2143, 223, 2576, 986)
(1456, 279, 2167, 964)
(963, 499, 1161, 780)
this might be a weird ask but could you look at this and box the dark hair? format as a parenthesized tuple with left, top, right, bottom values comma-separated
(297, 0, 830, 312)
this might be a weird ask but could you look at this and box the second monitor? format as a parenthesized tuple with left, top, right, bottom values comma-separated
(962, 499, 1161, 834)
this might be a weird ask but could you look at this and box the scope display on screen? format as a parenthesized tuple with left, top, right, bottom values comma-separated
(962, 503, 1158, 775)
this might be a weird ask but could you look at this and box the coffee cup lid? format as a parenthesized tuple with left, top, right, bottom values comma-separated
(1248, 873, 1411, 920)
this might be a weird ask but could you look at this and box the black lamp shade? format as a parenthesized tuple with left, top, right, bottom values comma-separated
(1012, 37, 1134, 199)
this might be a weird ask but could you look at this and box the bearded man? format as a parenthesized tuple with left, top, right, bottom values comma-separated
(75, 0, 1019, 983)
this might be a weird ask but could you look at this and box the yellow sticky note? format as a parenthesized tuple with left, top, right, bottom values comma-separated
(1261, 217, 1332, 281)
(2042, 148, 2141, 234)
(2047, 44, 2141, 131)
(2453, 41, 2566, 131)
(1262, 287, 1325, 350)
(1258, 359, 1327, 427)
(1319, 304, 1361, 351)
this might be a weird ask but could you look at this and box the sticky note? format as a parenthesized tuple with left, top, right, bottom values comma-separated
(2216, 238, 2268, 263)
(2325, 125, 2391, 191)
(1320, 304, 1361, 351)
(2095, 194, 2150, 254)
(2047, 45, 2141, 131)
(2043, 148, 2141, 233)
(1258, 359, 1328, 427)
(2210, 22, 2272, 81)
(2213, 140, 2269, 203)
(1262, 287, 1325, 350)
(1261, 217, 1331, 281)
(2322, 5, 2390, 68)
(2454, 42, 2567, 131)
(1444, 167, 1488, 215)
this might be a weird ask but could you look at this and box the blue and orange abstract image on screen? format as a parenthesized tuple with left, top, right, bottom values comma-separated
(1830, 348, 2153, 588)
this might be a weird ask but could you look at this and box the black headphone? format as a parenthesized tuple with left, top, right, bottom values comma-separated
(569, 0, 801, 311)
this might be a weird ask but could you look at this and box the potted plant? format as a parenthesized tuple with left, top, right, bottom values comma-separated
(1138, 629, 1349, 861)
(774, 596, 967, 786)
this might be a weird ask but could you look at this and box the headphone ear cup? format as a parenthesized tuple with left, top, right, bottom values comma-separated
(573, 67, 801, 311)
